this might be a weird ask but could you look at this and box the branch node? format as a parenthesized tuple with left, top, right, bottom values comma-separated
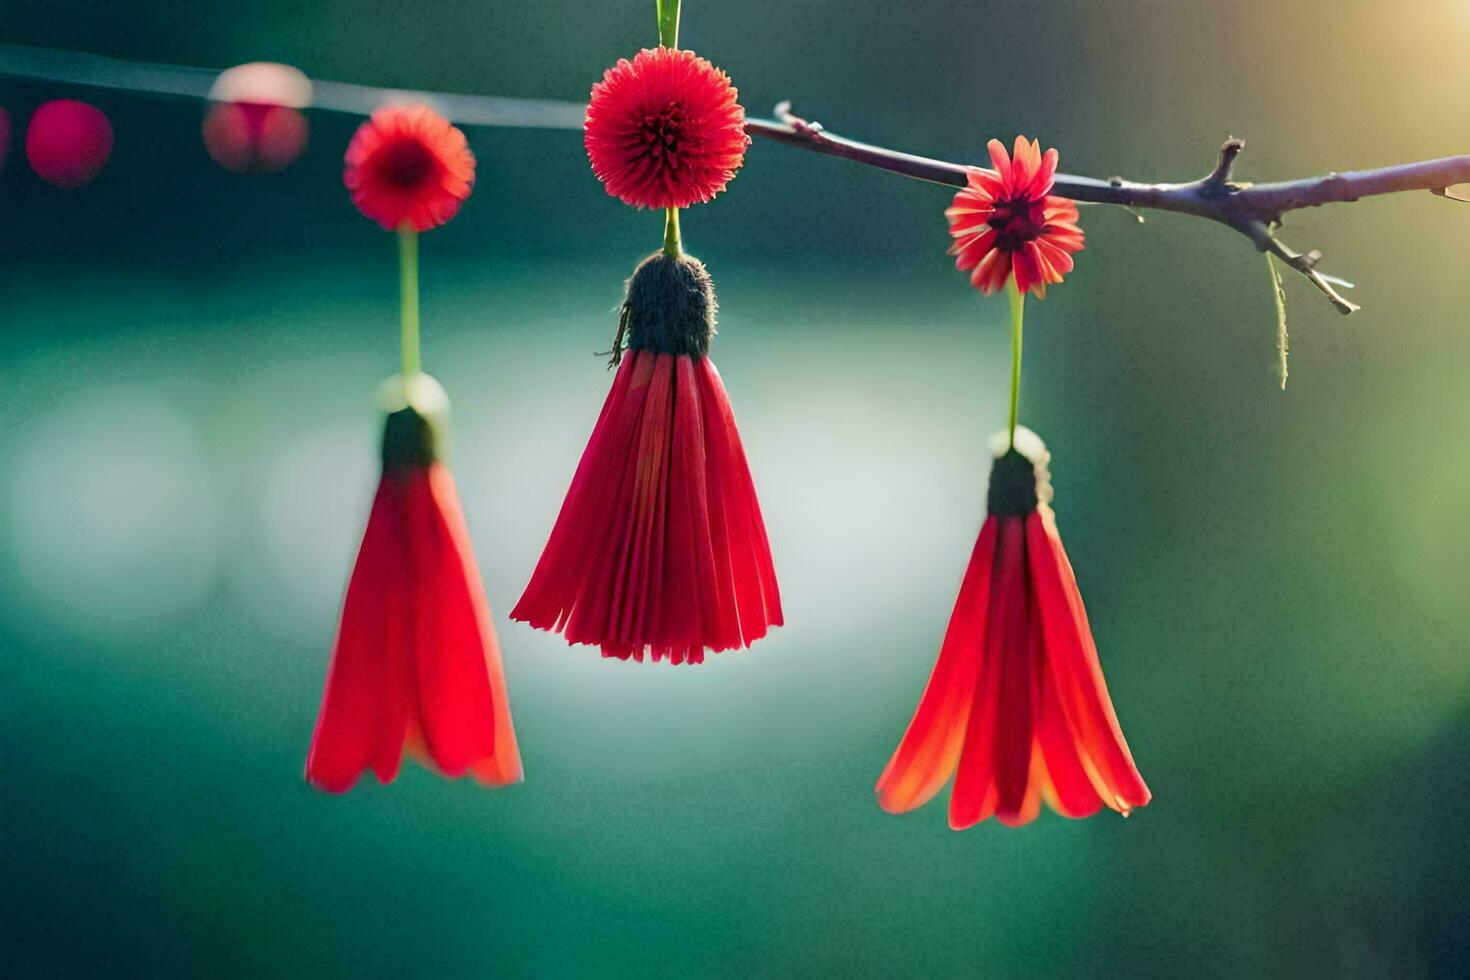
(773, 101, 823, 138)
(1205, 137, 1246, 187)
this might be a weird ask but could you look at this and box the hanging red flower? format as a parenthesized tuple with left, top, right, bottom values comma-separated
(344, 104, 475, 231)
(204, 103, 309, 174)
(307, 376, 523, 792)
(875, 428, 1150, 827)
(946, 136, 1085, 299)
(25, 99, 113, 189)
(512, 252, 782, 664)
(203, 63, 312, 175)
(584, 46, 749, 210)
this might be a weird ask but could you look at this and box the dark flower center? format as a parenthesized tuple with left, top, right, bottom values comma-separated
(638, 103, 687, 171)
(988, 197, 1047, 252)
(376, 139, 436, 189)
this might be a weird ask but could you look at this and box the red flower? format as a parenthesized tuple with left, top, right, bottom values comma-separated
(25, 100, 113, 189)
(344, 104, 475, 231)
(585, 47, 749, 210)
(512, 253, 781, 664)
(204, 103, 308, 174)
(875, 428, 1149, 827)
(204, 62, 311, 174)
(946, 136, 1085, 299)
(307, 377, 522, 792)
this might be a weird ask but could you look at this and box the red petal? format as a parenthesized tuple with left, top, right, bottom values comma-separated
(1028, 147, 1059, 198)
(968, 516, 1036, 827)
(1025, 510, 1151, 813)
(986, 139, 1012, 187)
(875, 518, 998, 814)
(1011, 244, 1042, 297)
(951, 229, 998, 271)
(514, 351, 779, 664)
(1032, 608, 1105, 819)
(971, 248, 1010, 295)
(696, 357, 783, 646)
(306, 477, 414, 793)
(512, 354, 648, 633)
(1010, 136, 1040, 192)
(948, 516, 1021, 828)
(406, 465, 522, 785)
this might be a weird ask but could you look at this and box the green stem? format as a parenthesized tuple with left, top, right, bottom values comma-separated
(398, 225, 420, 377)
(663, 206, 682, 257)
(656, 0, 683, 257)
(1006, 275, 1025, 450)
(657, 0, 680, 48)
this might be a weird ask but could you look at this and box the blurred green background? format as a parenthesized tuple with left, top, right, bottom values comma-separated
(3, 1, 1469, 975)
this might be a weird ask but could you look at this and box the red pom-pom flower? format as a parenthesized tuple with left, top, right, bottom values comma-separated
(307, 376, 522, 792)
(512, 253, 781, 664)
(876, 428, 1149, 827)
(344, 104, 475, 231)
(25, 99, 113, 189)
(585, 46, 749, 210)
(946, 136, 1085, 299)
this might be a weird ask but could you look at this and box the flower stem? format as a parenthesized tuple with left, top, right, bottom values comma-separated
(657, 0, 680, 48)
(663, 206, 682, 257)
(1006, 275, 1024, 450)
(657, 0, 683, 258)
(398, 225, 421, 377)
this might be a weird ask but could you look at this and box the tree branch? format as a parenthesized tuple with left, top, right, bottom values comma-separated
(3, 42, 1467, 312)
(752, 104, 1470, 314)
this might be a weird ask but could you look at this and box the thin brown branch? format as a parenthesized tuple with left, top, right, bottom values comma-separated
(3, 42, 1466, 312)
(752, 104, 1469, 313)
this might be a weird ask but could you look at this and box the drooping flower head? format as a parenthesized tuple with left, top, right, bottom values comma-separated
(344, 104, 475, 231)
(512, 251, 782, 664)
(585, 46, 750, 210)
(307, 374, 522, 792)
(25, 99, 113, 189)
(876, 427, 1149, 827)
(946, 136, 1085, 299)
(204, 62, 312, 174)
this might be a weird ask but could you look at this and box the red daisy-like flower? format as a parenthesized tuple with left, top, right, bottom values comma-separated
(946, 136, 1085, 299)
(307, 376, 522, 792)
(585, 46, 749, 210)
(876, 428, 1150, 828)
(344, 104, 475, 231)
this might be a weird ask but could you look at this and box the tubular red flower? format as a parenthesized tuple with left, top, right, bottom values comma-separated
(25, 99, 113, 189)
(876, 428, 1149, 828)
(946, 136, 1085, 299)
(344, 104, 475, 231)
(307, 379, 521, 792)
(585, 46, 749, 210)
(512, 253, 780, 664)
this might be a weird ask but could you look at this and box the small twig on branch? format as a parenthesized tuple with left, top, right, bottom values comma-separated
(752, 105, 1469, 314)
(2, 42, 1467, 312)
(1204, 138, 1246, 187)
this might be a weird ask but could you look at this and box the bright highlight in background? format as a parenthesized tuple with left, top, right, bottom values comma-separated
(6, 386, 217, 637)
